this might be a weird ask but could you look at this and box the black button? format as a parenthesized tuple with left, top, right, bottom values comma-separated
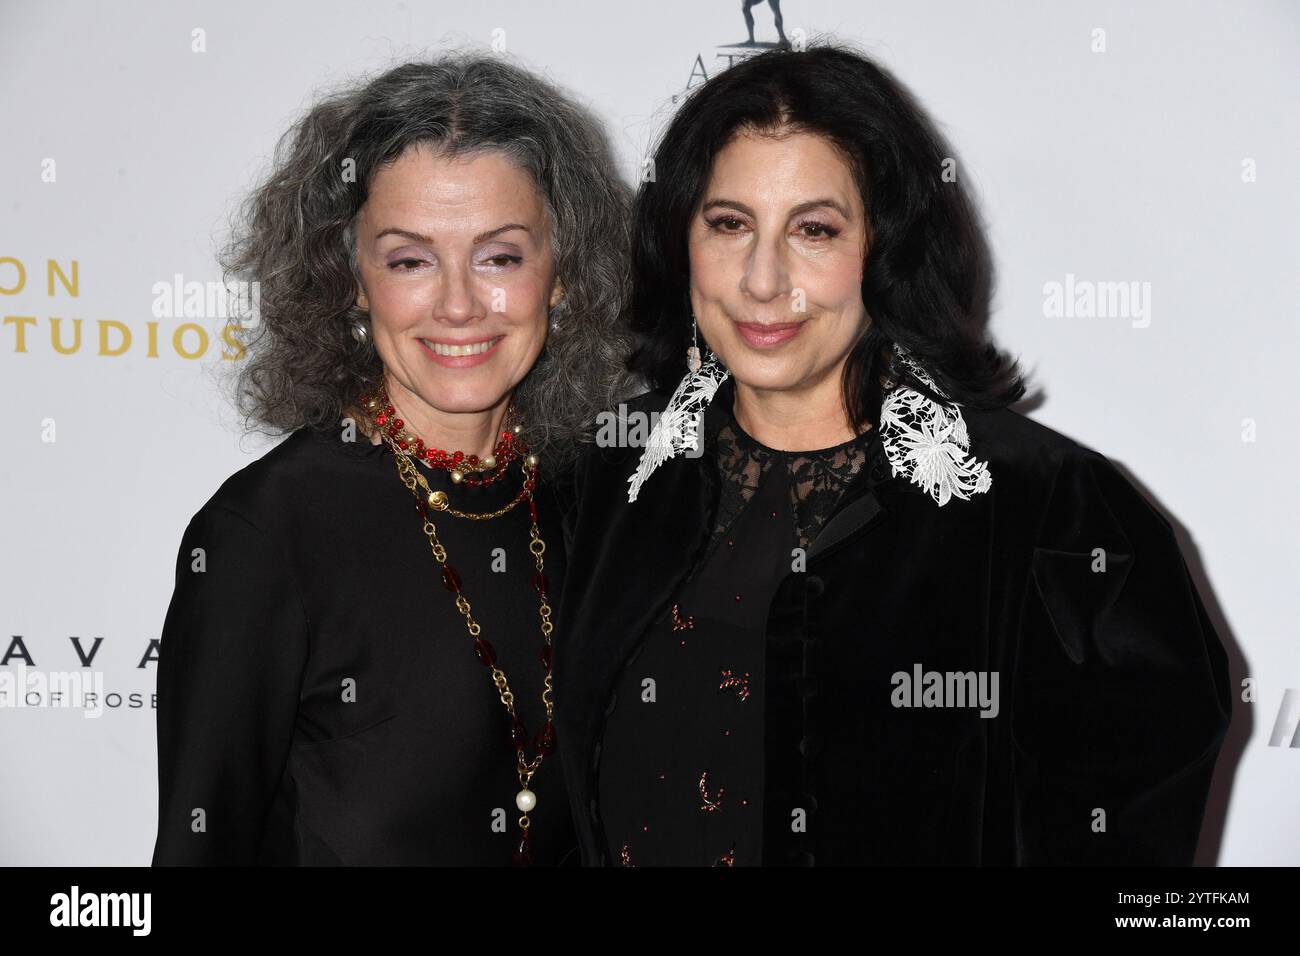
(798, 734, 823, 758)
(799, 792, 820, 813)
(805, 575, 825, 598)
(795, 675, 818, 699)
(789, 851, 816, 866)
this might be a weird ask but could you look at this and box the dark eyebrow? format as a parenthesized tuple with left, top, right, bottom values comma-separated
(373, 224, 532, 245)
(700, 197, 853, 219)
(473, 223, 531, 243)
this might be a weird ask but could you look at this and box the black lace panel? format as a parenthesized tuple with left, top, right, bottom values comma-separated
(709, 417, 875, 555)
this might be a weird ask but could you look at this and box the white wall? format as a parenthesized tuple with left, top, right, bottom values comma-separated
(0, 0, 1295, 865)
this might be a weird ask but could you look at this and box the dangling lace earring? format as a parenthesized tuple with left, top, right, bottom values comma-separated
(878, 342, 992, 506)
(626, 311, 730, 503)
(686, 314, 702, 373)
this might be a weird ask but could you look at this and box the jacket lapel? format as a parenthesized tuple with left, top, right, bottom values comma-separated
(556, 400, 720, 816)
(567, 381, 920, 687)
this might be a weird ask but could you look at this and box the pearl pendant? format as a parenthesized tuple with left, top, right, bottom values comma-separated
(516, 788, 537, 813)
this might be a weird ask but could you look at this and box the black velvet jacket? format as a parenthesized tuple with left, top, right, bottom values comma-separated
(554, 384, 1231, 865)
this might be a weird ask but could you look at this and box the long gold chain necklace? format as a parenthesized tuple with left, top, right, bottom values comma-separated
(361, 387, 556, 866)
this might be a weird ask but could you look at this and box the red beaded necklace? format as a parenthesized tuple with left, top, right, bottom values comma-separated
(358, 384, 555, 866)
(361, 384, 528, 487)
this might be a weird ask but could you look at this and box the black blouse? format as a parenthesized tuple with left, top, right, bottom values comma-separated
(596, 405, 878, 866)
(152, 423, 573, 865)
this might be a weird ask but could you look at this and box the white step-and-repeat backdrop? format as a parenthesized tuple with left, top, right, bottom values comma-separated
(1, 0, 1295, 865)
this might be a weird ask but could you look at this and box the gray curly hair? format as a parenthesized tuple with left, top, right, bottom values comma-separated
(220, 50, 636, 471)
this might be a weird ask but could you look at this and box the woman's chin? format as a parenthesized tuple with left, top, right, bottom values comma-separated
(408, 378, 515, 416)
(723, 356, 816, 395)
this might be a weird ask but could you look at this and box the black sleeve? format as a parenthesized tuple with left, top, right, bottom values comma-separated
(152, 504, 309, 865)
(1011, 447, 1231, 864)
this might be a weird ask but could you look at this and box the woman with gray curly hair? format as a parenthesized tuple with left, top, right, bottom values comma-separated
(151, 52, 634, 866)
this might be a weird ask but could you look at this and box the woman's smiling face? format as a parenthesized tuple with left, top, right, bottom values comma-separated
(353, 143, 562, 417)
(687, 128, 870, 397)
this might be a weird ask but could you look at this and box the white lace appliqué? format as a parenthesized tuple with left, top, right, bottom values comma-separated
(625, 343, 992, 506)
(879, 344, 992, 506)
(626, 356, 730, 503)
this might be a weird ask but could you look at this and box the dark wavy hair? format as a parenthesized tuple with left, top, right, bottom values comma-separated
(221, 50, 635, 471)
(628, 39, 1027, 426)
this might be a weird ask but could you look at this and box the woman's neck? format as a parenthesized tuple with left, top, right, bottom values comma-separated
(730, 374, 864, 452)
(360, 376, 512, 459)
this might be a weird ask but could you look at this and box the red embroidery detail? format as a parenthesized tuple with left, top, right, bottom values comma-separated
(621, 844, 636, 867)
(671, 603, 695, 632)
(699, 770, 725, 811)
(718, 669, 751, 701)
(714, 844, 736, 867)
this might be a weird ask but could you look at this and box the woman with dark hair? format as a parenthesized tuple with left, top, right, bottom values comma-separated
(554, 42, 1231, 866)
(152, 51, 634, 865)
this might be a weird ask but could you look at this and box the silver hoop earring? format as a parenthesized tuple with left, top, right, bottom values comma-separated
(350, 317, 371, 346)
